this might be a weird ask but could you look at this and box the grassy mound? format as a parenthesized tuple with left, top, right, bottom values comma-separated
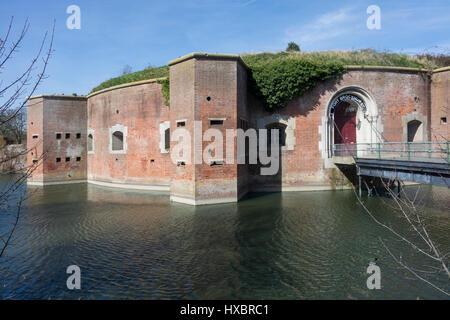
(90, 50, 447, 109)
(90, 65, 169, 93)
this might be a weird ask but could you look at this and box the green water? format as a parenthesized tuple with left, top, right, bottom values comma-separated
(0, 176, 449, 299)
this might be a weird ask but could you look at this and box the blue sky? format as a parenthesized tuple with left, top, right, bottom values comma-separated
(1, 0, 449, 95)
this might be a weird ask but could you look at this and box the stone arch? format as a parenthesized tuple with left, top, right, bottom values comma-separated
(324, 86, 380, 158)
(87, 129, 95, 154)
(109, 124, 127, 154)
(402, 112, 428, 142)
(257, 114, 295, 151)
(159, 121, 170, 153)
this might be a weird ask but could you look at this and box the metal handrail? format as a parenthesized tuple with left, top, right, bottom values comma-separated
(333, 142, 450, 163)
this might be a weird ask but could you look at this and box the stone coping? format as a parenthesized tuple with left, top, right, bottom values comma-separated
(28, 94, 87, 100)
(30, 61, 449, 101)
(345, 65, 430, 73)
(168, 52, 249, 69)
(433, 66, 450, 74)
(86, 77, 167, 98)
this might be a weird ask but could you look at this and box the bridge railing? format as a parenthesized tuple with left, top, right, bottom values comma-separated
(333, 142, 450, 163)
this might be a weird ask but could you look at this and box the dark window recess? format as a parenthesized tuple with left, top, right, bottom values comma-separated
(76, 157, 81, 162)
(56, 133, 62, 140)
(441, 117, 447, 124)
(56, 158, 61, 163)
(210, 119, 223, 126)
(76, 133, 81, 139)
(210, 160, 224, 166)
(150, 159, 155, 163)
(65, 157, 70, 162)
(32, 159, 38, 164)
(88, 134, 94, 152)
(177, 121, 185, 127)
(32, 135, 39, 139)
(177, 161, 186, 166)
(206, 96, 211, 101)
(65, 133, 70, 139)
(112, 131, 124, 151)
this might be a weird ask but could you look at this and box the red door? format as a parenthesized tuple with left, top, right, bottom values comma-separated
(334, 102, 357, 155)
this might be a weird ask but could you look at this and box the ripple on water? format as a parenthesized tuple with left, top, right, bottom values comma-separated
(0, 182, 449, 299)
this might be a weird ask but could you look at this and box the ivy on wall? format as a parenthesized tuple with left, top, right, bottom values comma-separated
(91, 50, 445, 110)
(244, 58, 345, 109)
(157, 77, 170, 107)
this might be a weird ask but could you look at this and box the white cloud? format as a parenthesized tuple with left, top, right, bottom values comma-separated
(284, 7, 361, 49)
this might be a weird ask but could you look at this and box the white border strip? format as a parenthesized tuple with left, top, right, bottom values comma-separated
(88, 179, 169, 191)
(27, 180, 87, 186)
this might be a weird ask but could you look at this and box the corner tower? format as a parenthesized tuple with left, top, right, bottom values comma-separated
(27, 95, 87, 185)
(168, 53, 249, 205)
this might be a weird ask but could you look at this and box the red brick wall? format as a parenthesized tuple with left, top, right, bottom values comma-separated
(87, 81, 170, 186)
(27, 97, 44, 182)
(250, 69, 431, 189)
(431, 69, 450, 141)
(169, 56, 246, 203)
(27, 96, 87, 184)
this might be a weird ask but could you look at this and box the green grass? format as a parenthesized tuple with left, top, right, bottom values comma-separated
(90, 49, 447, 94)
(241, 49, 442, 69)
(90, 65, 169, 93)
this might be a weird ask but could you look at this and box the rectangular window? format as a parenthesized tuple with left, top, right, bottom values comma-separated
(76, 157, 81, 162)
(56, 133, 62, 140)
(56, 157, 61, 163)
(210, 160, 224, 166)
(65, 157, 70, 162)
(210, 119, 224, 126)
(32, 159, 38, 164)
(32, 134, 39, 139)
(177, 161, 186, 166)
(177, 121, 185, 127)
(65, 133, 70, 139)
(76, 133, 81, 139)
(441, 117, 447, 124)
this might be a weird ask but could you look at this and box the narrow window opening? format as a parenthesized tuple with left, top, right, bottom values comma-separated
(56, 133, 62, 140)
(164, 128, 170, 151)
(112, 131, 124, 151)
(210, 119, 223, 126)
(177, 161, 186, 166)
(88, 134, 93, 152)
(65, 133, 70, 139)
(76, 157, 81, 162)
(65, 157, 70, 162)
(32, 134, 39, 139)
(56, 157, 61, 163)
(76, 133, 81, 139)
(32, 159, 38, 164)
(177, 121, 185, 127)
(441, 117, 447, 124)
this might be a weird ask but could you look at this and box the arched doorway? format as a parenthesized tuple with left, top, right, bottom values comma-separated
(325, 87, 379, 158)
(334, 101, 357, 145)
(407, 120, 423, 142)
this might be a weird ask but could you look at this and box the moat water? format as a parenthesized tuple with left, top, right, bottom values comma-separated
(0, 175, 449, 299)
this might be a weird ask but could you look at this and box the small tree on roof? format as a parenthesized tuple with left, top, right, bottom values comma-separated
(286, 42, 300, 52)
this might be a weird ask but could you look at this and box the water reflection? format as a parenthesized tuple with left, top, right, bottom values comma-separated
(0, 177, 448, 299)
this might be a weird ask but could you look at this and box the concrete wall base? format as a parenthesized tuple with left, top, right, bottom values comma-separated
(170, 195, 239, 206)
(252, 185, 353, 192)
(27, 180, 87, 186)
(88, 179, 170, 191)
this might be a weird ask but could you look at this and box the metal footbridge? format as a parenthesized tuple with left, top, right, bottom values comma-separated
(333, 142, 450, 187)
